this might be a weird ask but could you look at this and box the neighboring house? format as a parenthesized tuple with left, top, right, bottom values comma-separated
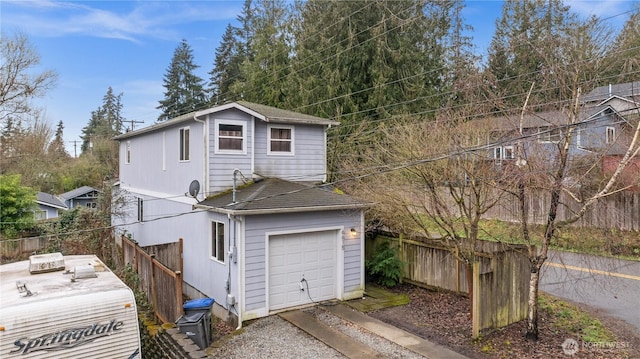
(474, 82, 639, 180)
(60, 186, 101, 209)
(35, 192, 68, 220)
(112, 101, 371, 326)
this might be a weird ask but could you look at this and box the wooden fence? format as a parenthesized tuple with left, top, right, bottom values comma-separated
(0, 237, 50, 263)
(485, 189, 640, 231)
(368, 234, 530, 337)
(122, 236, 184, 323)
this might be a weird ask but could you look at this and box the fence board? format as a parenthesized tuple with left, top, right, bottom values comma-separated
(121, 236, 183, 323)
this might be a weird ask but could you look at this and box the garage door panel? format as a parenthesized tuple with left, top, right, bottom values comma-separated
(269, 230, 337, 311)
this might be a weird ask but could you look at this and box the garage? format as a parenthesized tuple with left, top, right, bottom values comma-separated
(268, 230, 338, 311)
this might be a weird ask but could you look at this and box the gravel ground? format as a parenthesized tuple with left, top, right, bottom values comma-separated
(207, 314, 344, 358)
(207, 306, 426, 358)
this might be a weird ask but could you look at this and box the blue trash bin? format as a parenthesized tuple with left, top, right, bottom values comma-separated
(183, 298, 215, 344)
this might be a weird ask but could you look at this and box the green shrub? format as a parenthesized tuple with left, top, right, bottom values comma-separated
(366, 240, 403, 287)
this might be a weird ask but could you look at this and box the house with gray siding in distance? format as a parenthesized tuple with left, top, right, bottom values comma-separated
(112, 101, 371, 326)
(60, 186, 101, 209)
(35, 192, 68, 220)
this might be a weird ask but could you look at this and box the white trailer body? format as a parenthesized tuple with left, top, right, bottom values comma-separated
(0, 254, 142, 358)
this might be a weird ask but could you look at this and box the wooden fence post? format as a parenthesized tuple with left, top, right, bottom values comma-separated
(472, 260, 481, 338)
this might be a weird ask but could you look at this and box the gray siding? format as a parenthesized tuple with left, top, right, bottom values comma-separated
(242, 210, 363, 313)
(254, 122, 327, 182)
(113, 188, 237, 311)
(206, 109, 253, 193)
(119, 121, 205, 196)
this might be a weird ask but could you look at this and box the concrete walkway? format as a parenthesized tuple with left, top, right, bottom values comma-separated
(280, 304, 468, 359)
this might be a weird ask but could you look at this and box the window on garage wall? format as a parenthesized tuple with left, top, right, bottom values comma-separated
(211, 221, 225, 262)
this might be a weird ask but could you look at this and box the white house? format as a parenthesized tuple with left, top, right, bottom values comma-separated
(112, 101, 370, 326)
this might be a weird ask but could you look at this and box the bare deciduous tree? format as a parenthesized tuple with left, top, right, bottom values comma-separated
(0, 32, 57, 122)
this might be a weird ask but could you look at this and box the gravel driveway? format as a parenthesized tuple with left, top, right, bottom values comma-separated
(207, 306, 427, 358)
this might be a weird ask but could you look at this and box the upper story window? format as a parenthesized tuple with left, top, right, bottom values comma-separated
(268, 125, 294, 155)
(493, 145, 514, 160)
(180, 127, 190, 161)
(606, 126, 616, 144)
(538, 127, 562, 143)
(125, 141, 131, 164)
(215, 119, 246, 154)
(137, 197, 144, 222)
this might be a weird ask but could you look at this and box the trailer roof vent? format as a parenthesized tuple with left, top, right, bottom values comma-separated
(29, 252, 65, 274)
(72, 264, 97, 281)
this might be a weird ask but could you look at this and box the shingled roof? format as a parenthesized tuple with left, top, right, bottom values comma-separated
(36, 192, 67, 210)
(194, 178, 371, 215)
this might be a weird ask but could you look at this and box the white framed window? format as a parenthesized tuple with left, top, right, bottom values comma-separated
(125, 141, 131, 164)
(267, 125, 294, 155)
(493, 147, 502, 159)
(137, 198, 144, 222)
(538, 127, 562, 143)
(215, 119, 246, 154)
(34, 210, 46, 220)
(211, 221, 225, 262)
(606, 126, 615, 144)
(503, 146, 514, 159)
(179, 127, 190, 161)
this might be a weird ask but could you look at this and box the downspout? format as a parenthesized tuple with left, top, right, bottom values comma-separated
(234, 215, 243, 330)
(193, 113, 207, 199)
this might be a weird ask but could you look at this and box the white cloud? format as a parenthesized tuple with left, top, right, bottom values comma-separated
(3, 0, 241, 43)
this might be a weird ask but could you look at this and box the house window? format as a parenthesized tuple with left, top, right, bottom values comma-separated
(85, 202, 97, 209)
(606, 127, 615, 144)
(34, 210, 46, 220)
(216, 120, 245, 153)
(268, 125, 294, 154)
(180, 127, 190, 161)
(538, 127, 562, 143)
(211, 221, 225, 262)
(503, 146, 514, 159)
(493, 147, 502, 160)
(125, 141, 131, 164)
(137, 198, 144, 222)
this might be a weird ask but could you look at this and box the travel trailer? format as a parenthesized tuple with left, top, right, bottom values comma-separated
(0, 253, 142, 358)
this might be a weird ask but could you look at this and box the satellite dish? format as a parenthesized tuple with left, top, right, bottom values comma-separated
(188, 180, 200, 198)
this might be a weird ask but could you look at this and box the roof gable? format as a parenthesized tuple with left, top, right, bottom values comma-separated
(60, 186, 100, 200)
(114, 101, 338, 140)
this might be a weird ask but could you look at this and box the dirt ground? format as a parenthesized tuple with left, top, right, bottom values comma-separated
(368, 284, 640, 359)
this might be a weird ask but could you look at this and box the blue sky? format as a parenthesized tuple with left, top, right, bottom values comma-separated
(1, 1, 636, 156)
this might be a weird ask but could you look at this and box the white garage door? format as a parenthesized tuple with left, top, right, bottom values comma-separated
(269, 230, 337, 311)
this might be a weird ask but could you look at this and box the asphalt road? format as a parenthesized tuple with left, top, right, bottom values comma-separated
(540, 250, 640, 332)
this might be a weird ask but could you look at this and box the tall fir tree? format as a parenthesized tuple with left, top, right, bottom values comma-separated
(486, 0, 587, 112)
(209, 23, 242, 105)
(157, 39, 207, 121)
(48, 120, 68, 160)
(605, 6, 640, 84)
(234, 0, 292, 106)
(80, 87, 126, 153)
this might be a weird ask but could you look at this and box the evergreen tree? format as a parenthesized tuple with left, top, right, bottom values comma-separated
(605, 6, 640, 84)
(486, 0, 585, 111)
(289, 0, 451, 124)
(80, 87, 125, 152)
(48, 120, 69, 160)
(234, 0, 292, 106)
(209, 23, 242, 105)
(157, 39, 207, 121)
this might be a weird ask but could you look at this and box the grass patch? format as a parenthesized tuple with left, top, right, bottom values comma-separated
(539, 293, 616, 343)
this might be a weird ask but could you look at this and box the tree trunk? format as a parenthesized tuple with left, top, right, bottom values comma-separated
(526, 264, 541, 340)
